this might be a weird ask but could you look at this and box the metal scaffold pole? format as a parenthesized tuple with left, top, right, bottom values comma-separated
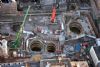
(12, 6, 31, 48)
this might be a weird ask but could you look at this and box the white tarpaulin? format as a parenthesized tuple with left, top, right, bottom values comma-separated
(96, 38, 100, 46)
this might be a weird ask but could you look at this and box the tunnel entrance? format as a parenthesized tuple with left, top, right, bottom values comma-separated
(30, 40, 42, 51)
(47, 43, 56, 53)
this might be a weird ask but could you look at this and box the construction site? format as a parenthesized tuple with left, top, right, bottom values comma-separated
(0, 0, 100, 67)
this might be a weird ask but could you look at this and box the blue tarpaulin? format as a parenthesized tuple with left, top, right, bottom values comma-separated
(74, 43, 81, 52)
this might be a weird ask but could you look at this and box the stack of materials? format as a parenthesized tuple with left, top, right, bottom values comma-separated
(31, 54, 42, 62)
(70, 61, 89, 67)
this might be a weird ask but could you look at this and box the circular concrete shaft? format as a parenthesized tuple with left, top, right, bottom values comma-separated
(30, 40, 42, 51)
(47, 43, 56, 53)
(69, 22, 82, 34)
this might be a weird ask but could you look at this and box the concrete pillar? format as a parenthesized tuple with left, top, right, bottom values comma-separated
(1, 39, 8, 58)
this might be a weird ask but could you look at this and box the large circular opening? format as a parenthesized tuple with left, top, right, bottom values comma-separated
(30, 40, 42, 51)
(69, 22, 82, 34)
(70, 27, 81, 34)
(47, 43, 56, 53)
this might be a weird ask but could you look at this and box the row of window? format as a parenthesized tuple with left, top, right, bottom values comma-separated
(1, 0, 11, 3)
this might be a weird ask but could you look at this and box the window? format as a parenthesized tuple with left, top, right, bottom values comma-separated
(1, 0, 9, 3)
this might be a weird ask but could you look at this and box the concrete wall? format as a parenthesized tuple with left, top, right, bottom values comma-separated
(0, 1, 17, 15)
